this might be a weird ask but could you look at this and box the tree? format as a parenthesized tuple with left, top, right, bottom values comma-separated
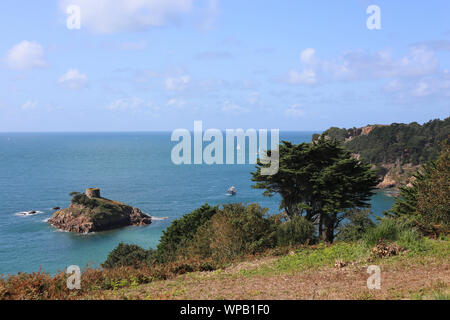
(102, 243, 150, 269)
(155, 203, 218, 262)
(336, 209, 376, 242)
(252, 138, 379, 243)
(276, 216, 315, 246)
(187, 203, 278, 261)
(416, 144, 449, 235)
(389, 142, 449, 236)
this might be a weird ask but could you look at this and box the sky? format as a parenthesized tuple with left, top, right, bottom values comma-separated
(0, 0, 449, 132)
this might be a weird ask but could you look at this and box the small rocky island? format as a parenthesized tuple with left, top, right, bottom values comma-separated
(48, 188, 152, 233)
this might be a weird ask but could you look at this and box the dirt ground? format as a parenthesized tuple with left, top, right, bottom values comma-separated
(92, 255, 449, 300)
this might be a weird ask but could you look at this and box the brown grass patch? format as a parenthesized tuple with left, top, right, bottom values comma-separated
(91, 254, 449, 300)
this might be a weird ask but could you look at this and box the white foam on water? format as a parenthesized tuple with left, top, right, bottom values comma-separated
(15, 210, 44, 217)
(151, 216, 169, 221)
(55, 228, 69, 233)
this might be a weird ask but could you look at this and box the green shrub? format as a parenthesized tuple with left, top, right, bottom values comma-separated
(71, 193, 97, 208)
(363, 219, 402, 247)
(187, 203, 278, 261)
(220, 203, 278, 254)
(396, 228, 431, 253)
(276, 216, 315, 246)
(155, 204, 218, 262)
(102, 243, 150, 269)
(336, 209, 376, 242)
(362, 218, 426, 252)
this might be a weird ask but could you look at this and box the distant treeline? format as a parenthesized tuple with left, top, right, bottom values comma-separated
(313, 117, 449, 165)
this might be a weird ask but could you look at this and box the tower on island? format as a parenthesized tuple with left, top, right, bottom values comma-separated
(86, 188, 101, 199)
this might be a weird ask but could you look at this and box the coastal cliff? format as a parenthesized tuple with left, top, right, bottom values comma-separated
(313, 118, 449, 189)
(374, 162, 420, 189)
(48, 188, 151, 233)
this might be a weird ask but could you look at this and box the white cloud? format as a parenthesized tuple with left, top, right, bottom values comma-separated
(106, 97, 144, 111)
(164, 75, 191, 91)
(58, 69, 88, 89)
(222, 101, 248, 113)
(21, 100, 39, 110)
(167, 98, 186, 108)
(5, 41, 47, 70)
(412, 40, 450, 52)
(411, 81, 431, 97)
(287, 69, 318, 85)
(300, 48, 316, 64)
(59, 0, 200, 33)
(286, 46, 448, 102)
(384, 79, 403, 93)
(385, 72, 450, 99)
(285, 46, 440, 85)
(285, 104, 305, 118)
(106, 97, 166, 114)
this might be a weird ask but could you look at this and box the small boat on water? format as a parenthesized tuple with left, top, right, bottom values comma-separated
(226, 186, 237, 196)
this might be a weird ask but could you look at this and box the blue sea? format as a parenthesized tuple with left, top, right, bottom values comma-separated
(0, 132, 395, 275)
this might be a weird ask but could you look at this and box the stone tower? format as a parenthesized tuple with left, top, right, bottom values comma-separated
(86, 188, 101, 199)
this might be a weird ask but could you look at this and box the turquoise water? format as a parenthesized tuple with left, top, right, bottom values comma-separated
(0, 132, 395, 275)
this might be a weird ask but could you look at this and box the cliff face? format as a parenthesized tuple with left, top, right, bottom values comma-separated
(48, 192, 151, 233)
(346, 126, 419, 189)
(343, 124, 386, 142)
(375, 163, 420, 189)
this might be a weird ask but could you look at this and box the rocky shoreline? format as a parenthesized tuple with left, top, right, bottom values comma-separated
(375, 163, 420, 189)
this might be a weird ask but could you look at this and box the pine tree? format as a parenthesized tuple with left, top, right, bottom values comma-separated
(252, 138, 379, 243)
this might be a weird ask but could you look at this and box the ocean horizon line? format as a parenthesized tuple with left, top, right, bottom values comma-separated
(0, 130, 323, 134)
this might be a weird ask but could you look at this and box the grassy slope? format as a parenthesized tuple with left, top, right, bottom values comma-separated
(89, 238, 449, 300)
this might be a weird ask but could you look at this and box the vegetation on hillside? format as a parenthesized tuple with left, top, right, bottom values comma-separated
(387, 142, 449, 237)
(315, 117, 449, 165)
(336, 209, 376, 242)
(1, 233, 447, 300)
(155, 204, 218, 263)
(186, 203, 280, 261)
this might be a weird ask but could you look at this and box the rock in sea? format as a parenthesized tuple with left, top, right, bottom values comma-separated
(48, 188, 151, 234)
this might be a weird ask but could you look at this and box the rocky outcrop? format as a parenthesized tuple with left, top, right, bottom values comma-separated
(375, 163, 420, 189)
(48, 189, 151, 233)
(377, 174, 398, 189)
